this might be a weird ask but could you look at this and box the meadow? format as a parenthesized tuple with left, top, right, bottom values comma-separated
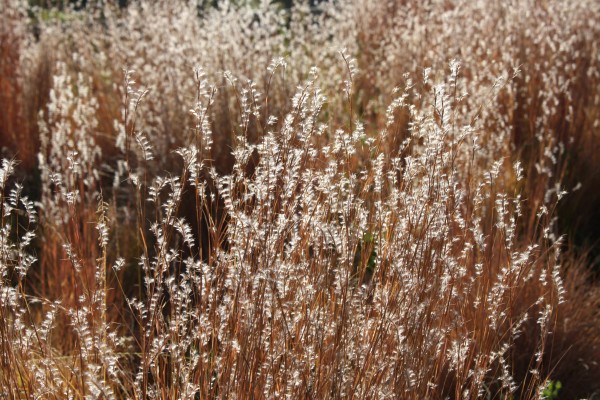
(1, 0, 600, 398)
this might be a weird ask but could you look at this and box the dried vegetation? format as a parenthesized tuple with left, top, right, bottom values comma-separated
(0, 0, 599, 398)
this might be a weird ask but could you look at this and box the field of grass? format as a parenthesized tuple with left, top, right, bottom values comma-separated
(1, 0, 600, 398)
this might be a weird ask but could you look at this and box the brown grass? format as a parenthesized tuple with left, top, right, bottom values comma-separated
(0, 1, 599, 399)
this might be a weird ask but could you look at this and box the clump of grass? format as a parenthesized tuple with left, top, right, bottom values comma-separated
(1, 0, 600, 399)
(0, 0, 37, 169)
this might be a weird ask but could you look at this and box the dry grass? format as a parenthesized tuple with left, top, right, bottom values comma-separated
(0, 0, 599, 399)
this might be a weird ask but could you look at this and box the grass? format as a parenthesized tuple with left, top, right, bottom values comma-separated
(1, 0, 600, 398)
